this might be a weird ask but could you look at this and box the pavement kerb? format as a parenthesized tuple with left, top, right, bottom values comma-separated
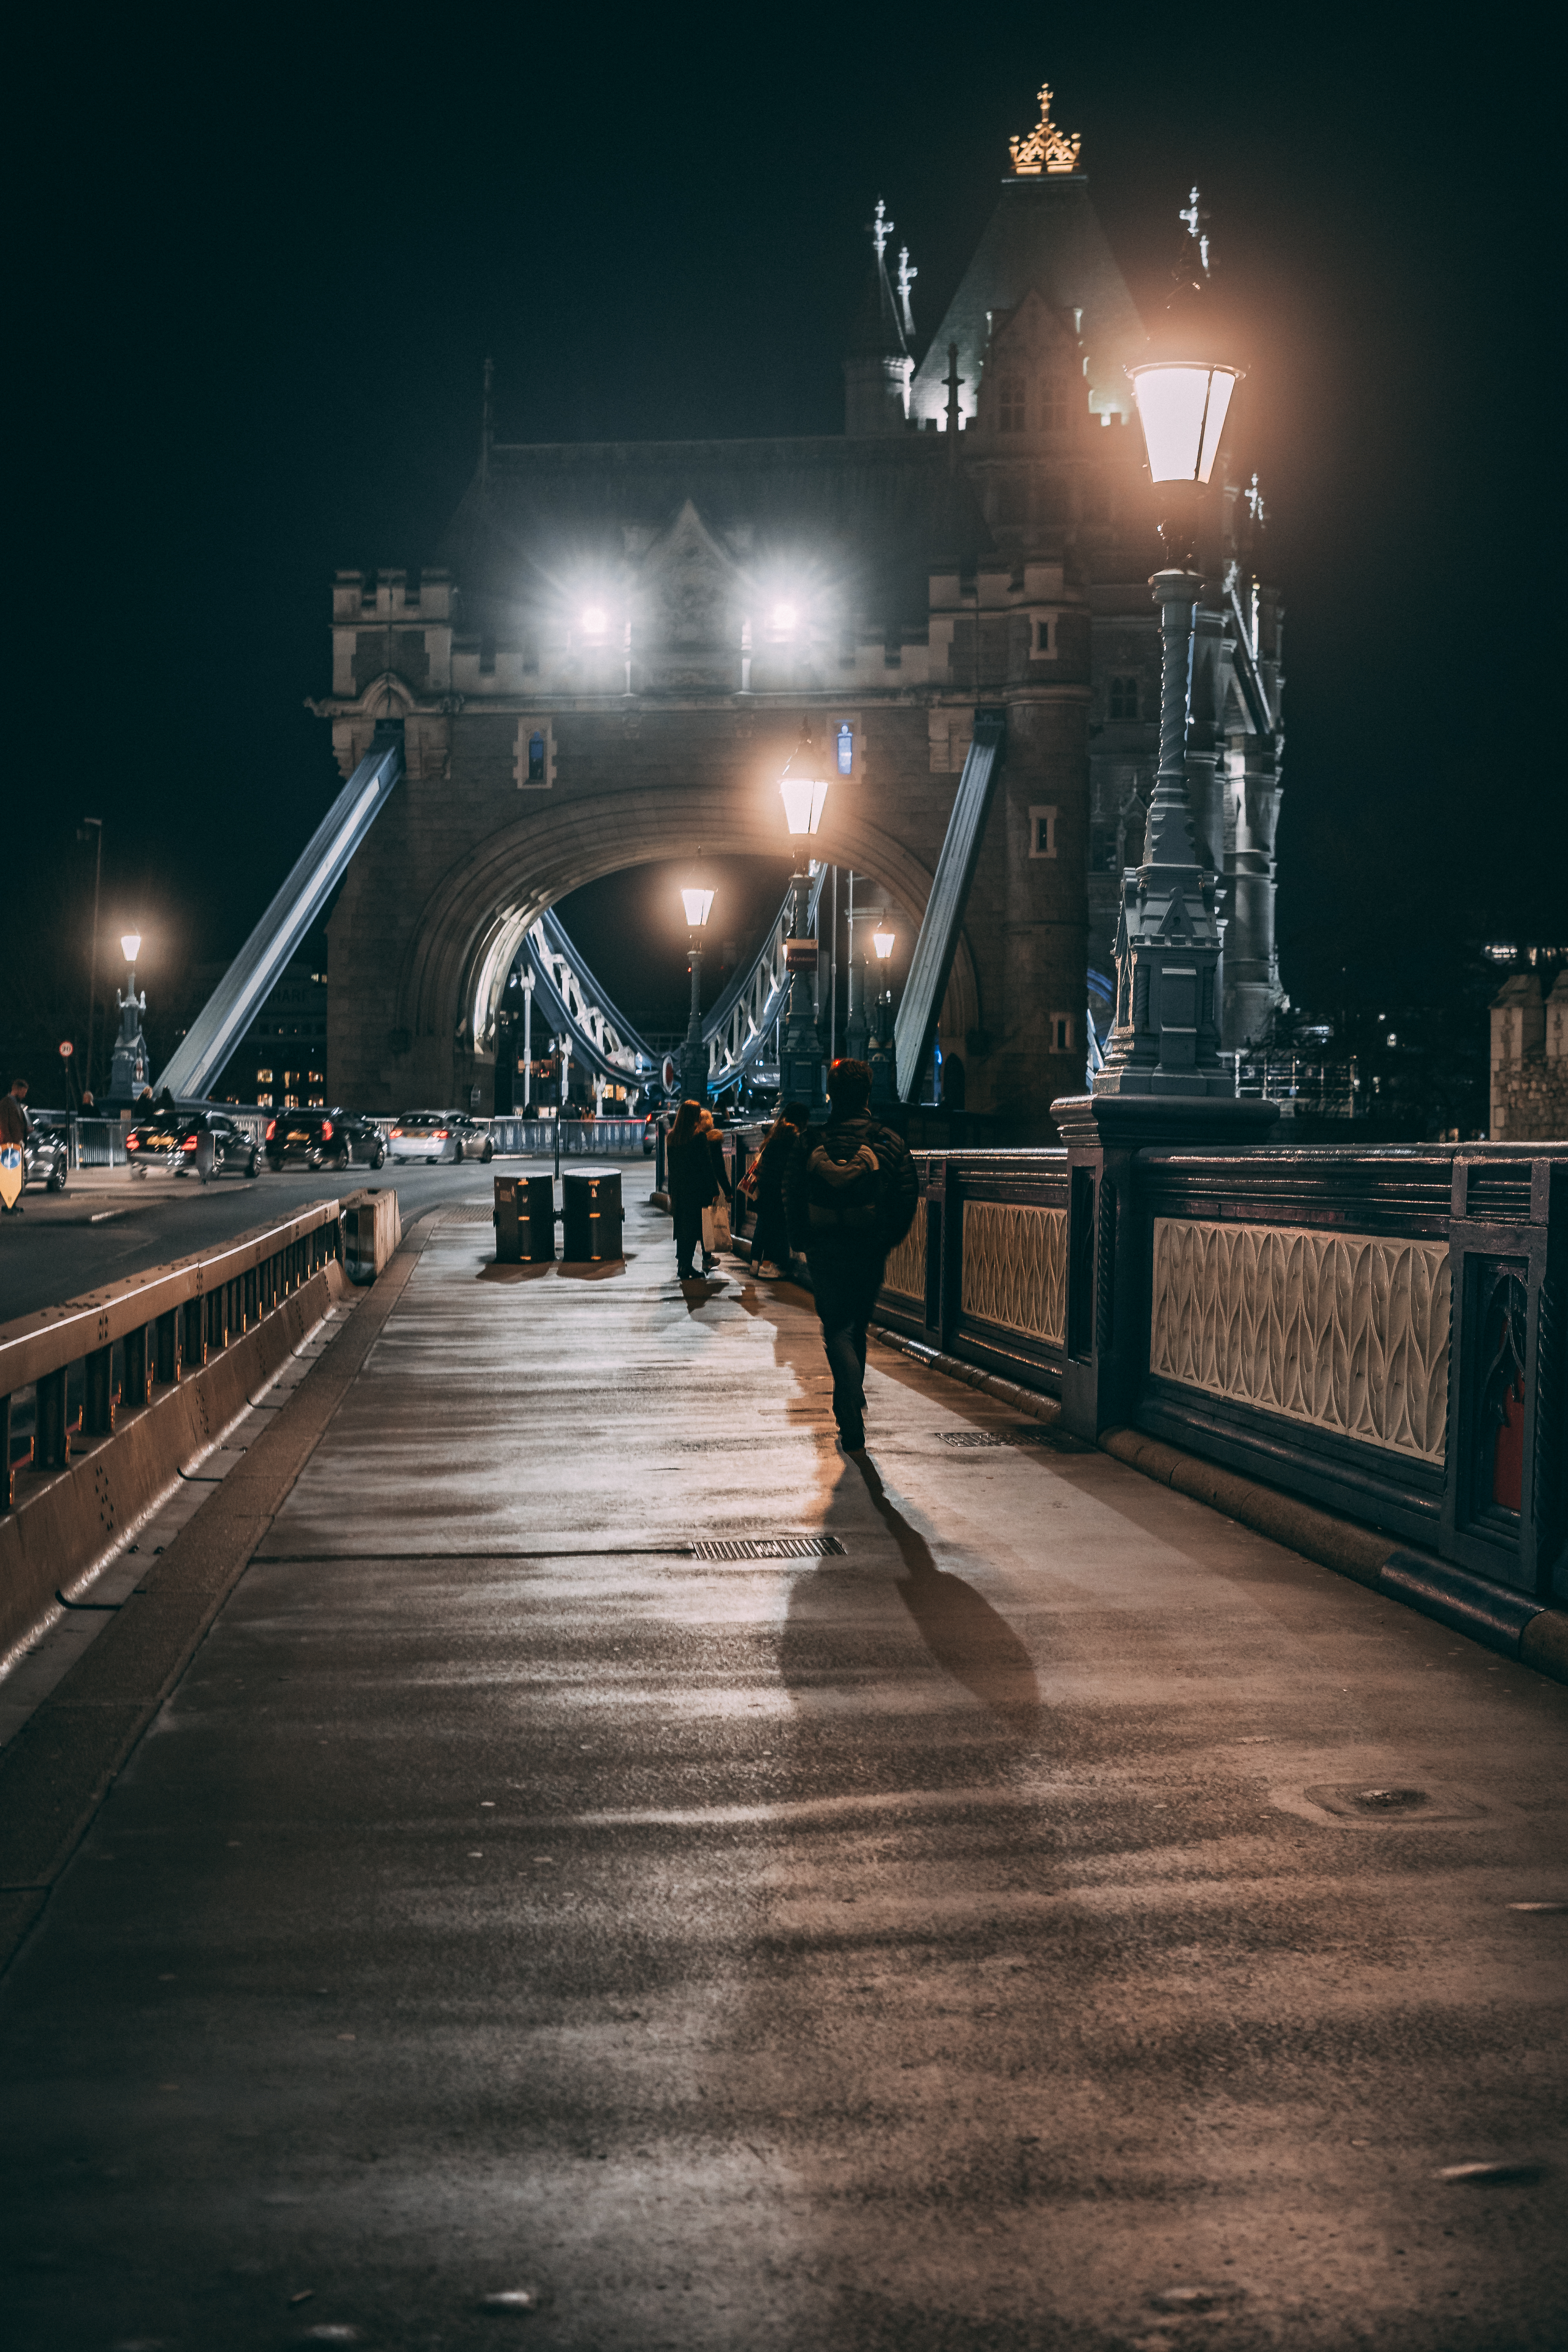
(866, 1321, 1568, 1688)
(0, 1231, 429, 1978)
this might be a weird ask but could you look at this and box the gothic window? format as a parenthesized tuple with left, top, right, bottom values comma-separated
(1040, 379, 1069, 431)
(1109, 676, 1139, 721)
(528, 730, 546, 782)
(998, 378, 1027, 432)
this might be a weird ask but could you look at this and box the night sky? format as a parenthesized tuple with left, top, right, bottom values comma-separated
(9, 10, 1553, 1078)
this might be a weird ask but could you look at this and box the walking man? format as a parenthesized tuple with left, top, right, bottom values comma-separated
(1, 1076, 32, 1216)
(784, 1058, 917, 1452)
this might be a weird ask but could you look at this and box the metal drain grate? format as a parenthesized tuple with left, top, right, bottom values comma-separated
(936, 1426, 1067, 1448)
(689, 1535, 847, 1561)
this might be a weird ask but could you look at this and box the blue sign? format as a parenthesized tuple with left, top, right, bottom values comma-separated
(837, 724, 853, 775)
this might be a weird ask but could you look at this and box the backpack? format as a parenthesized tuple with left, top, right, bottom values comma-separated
(804, 1124, 902, 1239)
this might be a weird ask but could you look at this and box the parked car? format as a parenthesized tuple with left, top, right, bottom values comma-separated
(265, 1106, 386, 1172)
(125, 1108, 260, 1181)
(387, 1110, 493, 1165)
(22, 1118, 69, 1193)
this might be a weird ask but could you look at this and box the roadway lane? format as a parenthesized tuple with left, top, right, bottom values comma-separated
(0, 1157, 612, 1323)
(0, 1178, 1563, 2350)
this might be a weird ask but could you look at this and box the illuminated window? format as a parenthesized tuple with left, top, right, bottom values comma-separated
(998, 379, 1026, 432)
(528, 730, 546, 782)
(1109, 677, 1139, 721)
(837, 724, 853, 775)
(256, 1067, 273, 1084)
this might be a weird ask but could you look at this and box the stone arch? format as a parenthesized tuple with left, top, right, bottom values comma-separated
(393, 788, 983, 1062)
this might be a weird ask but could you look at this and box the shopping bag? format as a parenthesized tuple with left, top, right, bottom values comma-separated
(702, 1197, 732, 1255)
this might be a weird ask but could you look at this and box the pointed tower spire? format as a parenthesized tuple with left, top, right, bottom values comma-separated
(843, 203, 912, 435)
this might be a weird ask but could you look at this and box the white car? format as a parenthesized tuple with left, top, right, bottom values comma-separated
(388, 1110, 464, 1164)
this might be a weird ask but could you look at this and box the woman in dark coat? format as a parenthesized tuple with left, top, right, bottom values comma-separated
(667, 1099, 730, 1278)
(749, 1101, 807, 1278)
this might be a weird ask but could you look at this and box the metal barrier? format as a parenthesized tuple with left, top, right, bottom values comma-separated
(489, 1118, 652, 1158)
(0, 1199, 345, 1511)
(880, 1140, 1568, 1609)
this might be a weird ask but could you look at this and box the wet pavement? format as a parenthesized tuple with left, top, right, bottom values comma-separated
(1, 1168, 1564, 2350)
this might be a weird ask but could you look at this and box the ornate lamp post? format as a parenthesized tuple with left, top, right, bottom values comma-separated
(868, 921, 897, 1103)
(1093, 343, 1240, 1100)
(778, 728, 829, 1104)
(110, 929, 150, 1101)
(679, 880, 715, 1102)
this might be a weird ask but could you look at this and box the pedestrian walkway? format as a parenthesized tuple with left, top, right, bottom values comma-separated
(2, 1171, 1565, 2351)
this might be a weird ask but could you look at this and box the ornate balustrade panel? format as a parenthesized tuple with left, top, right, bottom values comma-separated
(881, 1196, 927, 1303)
(1149, 1217, 1450, 1463)
(960, 1201, 1067, 1348)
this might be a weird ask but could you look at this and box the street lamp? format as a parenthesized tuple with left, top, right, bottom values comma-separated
(869, 922, 897, 1103)
(778, 727, 830, 1104)
(679, 877, 715, 1102)
(1095, 316, 1240, 1100)
(111, 927, 150, 1102)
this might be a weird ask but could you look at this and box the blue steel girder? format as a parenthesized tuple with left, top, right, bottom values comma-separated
(701, 864, 828, 1094)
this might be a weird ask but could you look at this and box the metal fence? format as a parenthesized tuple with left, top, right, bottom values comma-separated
(489, 1118, 653, 1158)
(878, 1141, 1568, 1610)
(1, 1198, 345, 1511)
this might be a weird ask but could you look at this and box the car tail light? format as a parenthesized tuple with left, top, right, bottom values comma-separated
(183, 1134, 200, 1152)
(434, 1129, 449, 1140)
(321, 1120, 334, 1139)
(390, 1127, 403, 1137)
(265, 1120, 276, 1140)
(127, 1134, 139, 1150)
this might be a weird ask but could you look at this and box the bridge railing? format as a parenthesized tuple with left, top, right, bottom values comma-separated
(880, 1140, 1568, 1611)
(489, 1118, 653, 1158)
(0, 1199, 345, 1514)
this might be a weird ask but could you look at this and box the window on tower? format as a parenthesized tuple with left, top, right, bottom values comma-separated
(528, 730, 546, 782)
(1109, 676, 1140, 721)
(1040, 379, 1069, 431)
(998, 379, 1026, 433)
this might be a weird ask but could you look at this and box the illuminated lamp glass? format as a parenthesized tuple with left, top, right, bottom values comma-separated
(872, 926, 895, 961)
(771, 601, 799, 633)
(582, 605, 608, 636)
(680, 887, 715, 928)
(1127, 361, 1239, 485)
(779, 731, 830, 836)
(121, 931, 142, 962)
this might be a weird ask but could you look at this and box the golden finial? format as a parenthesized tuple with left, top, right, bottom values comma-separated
(1008, 83, 1083, 177)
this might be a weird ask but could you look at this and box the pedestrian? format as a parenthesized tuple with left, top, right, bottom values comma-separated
(666, 1098, 730, 1279)
(784, 1058, 917, 1452)
(749, 1101, 808, 1279)
(1, 1077, 32, 1216)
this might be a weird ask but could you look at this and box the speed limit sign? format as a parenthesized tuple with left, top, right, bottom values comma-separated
(59, 1040, 74, 1058)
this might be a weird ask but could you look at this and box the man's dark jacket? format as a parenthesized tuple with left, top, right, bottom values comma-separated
(783, 1111, 917, 1259)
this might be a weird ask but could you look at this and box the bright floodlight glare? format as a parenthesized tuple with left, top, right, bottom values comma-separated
(771, 601, 799, 633)
(779, 775, 830, 836)
(582, 604, 608, 636)
(680, 887, 715, 928)
(1128, 362, 1238, 485)
(121, 931, 142, 963)
(872, 926, 896, 960)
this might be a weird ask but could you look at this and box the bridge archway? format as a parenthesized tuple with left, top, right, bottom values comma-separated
(393, 790, 982, 1076)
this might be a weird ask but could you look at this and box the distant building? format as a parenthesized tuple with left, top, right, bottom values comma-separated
(207, 960, 328, 1109)
(1490, 968, 1568, 1140)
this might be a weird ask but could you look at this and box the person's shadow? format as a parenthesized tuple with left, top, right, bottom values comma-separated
(840, 1452, 1044, 1741)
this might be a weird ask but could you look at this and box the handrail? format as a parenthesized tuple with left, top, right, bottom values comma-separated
(0, 1199, 343, 1397)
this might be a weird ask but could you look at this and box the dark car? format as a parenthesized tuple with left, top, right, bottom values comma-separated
(126, 1108, 260, 1181)
(21, 1116, 69, 1194)
(265, 1106, 386, 1173)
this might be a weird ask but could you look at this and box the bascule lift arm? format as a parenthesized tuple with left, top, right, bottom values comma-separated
(155, 724, 405, 1101)
(893, 709, 1006, 1103)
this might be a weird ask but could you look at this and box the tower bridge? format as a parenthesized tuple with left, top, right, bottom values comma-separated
(164, 80, 1285, 1131)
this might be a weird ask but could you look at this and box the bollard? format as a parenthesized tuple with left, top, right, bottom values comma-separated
(561, 1169, 623, 1263)
(494, 1172, 555, 1264)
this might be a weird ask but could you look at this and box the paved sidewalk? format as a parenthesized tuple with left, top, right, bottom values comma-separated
(1, 1172, 1565, 2350)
